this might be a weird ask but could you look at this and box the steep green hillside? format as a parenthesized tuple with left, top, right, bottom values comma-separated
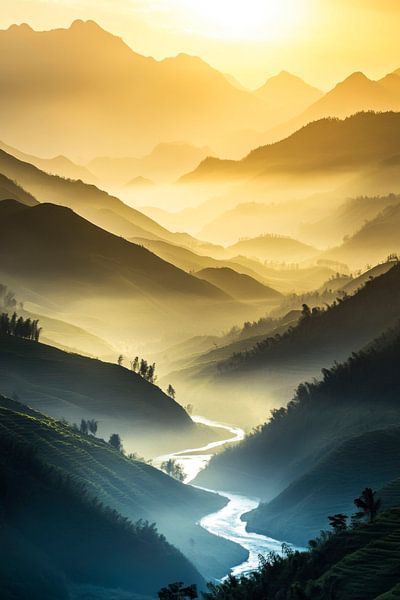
(196, 322, 400, 498)
(204, 508, 400, 600)
(245, 427, 400, 545)
(0, 416, 203, 599)
(0, 396, 246, 580)
(219, 262, 400, 379)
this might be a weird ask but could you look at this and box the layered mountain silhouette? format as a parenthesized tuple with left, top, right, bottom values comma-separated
(324, 203, 400, 268)
(89, 142, 212, 185)
(0, 21, 277, 158)
(0, 140, 95, 183)
(195, 267, 282, 302)
(263, 69, 400, 145)
(183, 112, 400, 182)
(226, 234, 319, 263)
(0, 173, 37, 206)
(196, 319, 400, 502)
(255, 71, 323, 120)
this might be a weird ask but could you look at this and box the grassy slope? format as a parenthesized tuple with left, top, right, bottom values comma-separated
(0, 418, 203, 599)
(0, 396, 246, 580)
(204, 508, 400, 600)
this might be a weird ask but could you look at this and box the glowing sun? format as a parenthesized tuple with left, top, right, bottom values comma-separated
(179, 0, 301, 40)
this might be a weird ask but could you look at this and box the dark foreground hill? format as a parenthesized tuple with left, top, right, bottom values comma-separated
(0, 406, 204, 599)
(203, 507, 400, 600)
(196, 322, 400, 500)
(0, 396, 245, 581)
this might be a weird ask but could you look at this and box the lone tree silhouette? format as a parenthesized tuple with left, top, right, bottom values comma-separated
(109, 433, 123, 453)
(328, 513, 348, 532)
(354, 487, 381, 523)
(167, 384, 176, 399)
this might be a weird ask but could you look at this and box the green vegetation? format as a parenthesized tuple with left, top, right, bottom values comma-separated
(197, 316, 400, 499)
(0, 396, 246, 580)
(0, 425, 202, 599)
(0, 311, 41, 341)
(203, 505, 400, 600)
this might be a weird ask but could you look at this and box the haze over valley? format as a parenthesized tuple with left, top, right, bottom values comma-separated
(1, 2, 400, 599)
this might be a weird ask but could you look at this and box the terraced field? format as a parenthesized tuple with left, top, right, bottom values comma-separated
(0, 396, 246, 579)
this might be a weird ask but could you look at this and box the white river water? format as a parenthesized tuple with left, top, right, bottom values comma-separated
(156, 415, 289, 578)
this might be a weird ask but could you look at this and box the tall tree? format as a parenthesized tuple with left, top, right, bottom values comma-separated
(354, 488, 381, 523)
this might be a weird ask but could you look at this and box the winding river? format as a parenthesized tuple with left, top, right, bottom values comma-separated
(156, 415, 288, 578)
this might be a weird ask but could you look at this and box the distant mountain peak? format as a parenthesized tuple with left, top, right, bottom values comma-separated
(69, 19, 103, 31)
(7, 23, 33, 33)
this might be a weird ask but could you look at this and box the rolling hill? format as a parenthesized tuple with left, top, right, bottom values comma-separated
(0, 396, 245, 580)
(324, 203, 400, 268)
(0, 139, 96, 183)
(226, 234, 319, 263)
(195, 267, 282, 302)
(0, 334, 194, 455)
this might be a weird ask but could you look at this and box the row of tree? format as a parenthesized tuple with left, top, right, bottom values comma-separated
(0, 312, 42, 341)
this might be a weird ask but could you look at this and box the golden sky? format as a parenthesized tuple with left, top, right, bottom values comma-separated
(2, 0, 400, 89)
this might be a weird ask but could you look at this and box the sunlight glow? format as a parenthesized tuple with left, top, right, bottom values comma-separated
(175, 0, 302, 40)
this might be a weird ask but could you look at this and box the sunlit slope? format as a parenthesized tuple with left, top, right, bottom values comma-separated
(0, 401, 204, 598)
(264, 70, 400, 145)
(89, 142, 212, 186)
(0, 201, 227, 300)
(215, 263, 400, 378)
(195, 267, 282, 302)
(255, 71, 323, 119)
(0, 139, 96, 183)
(324, 203, 400, 268)
(0, 173, 37, 206)
(300, 194, 400, 247)
(0, 21, 273, 158)
(0, 335, 193, 443)
(245, 427, 400, 545)
(226, 234, 319, 263)
(0, 147, 201, 247)
(195, 321, 400, 498)
(183, 112, 400, 182)
(0, 396, 244, 580)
